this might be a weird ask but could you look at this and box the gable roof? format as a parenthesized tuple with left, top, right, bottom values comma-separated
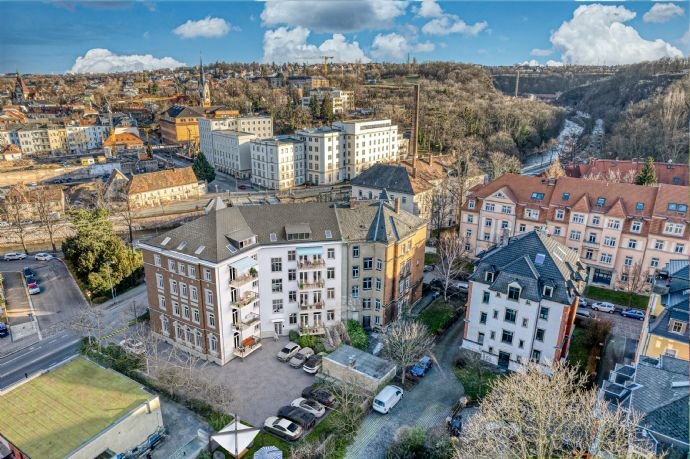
(566, 159, 689, 186)
(127, 167, 198, 194)
(335, 200, 426, 243)
(466, 173, 555, 207)
(351, 164, 415, 194)
(161, 105, 202, 119)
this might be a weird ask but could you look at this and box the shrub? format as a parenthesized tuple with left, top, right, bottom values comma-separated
(299, 334, 318, 349)
(288, 329, 300, 342)
(346, 320, 368, 350)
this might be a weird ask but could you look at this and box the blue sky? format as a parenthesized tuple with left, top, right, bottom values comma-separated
(1, 1, 688, 73)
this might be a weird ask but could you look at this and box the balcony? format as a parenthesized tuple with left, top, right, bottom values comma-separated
(230, 272, 257, 288)
(299, 301, 324, 311)
(299, 280, 324, 290)
(233, 312, 260, 330)
(232, 292, 259, 308)
(582, 240, 599, 248)
(233, 335, 262, 359)
(298, 259, 326, 270)
(299, 325, 326, 336)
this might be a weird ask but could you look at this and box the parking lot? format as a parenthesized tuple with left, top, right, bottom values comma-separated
(3, 271, 32, 326)
(204, 337, 316, 426)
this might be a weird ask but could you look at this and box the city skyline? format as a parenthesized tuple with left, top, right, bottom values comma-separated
(0, 0, 688, 74)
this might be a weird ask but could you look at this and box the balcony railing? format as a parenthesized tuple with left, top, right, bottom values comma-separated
(299, 301, 324, 311)
(298, 259, 326, 269)
(299, 280, 325, 290)
(233, 335, 262, 359)
(582, 240, 600, 248)
(299, 325, 326, 336)
(232, 292, 259, 308)
(233, 312, 260, 330)
(230, 272, 257, 288)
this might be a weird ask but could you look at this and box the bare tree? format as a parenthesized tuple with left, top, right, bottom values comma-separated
(110, 198, 137, 245)
(326, 378, 369, 437)
(543, 160, 566, 179)
(455, 362, 649, 459)
(382, 320, 434, 385)
(487, 151, 521, 180)
(32, 186, 63, 252)
(70, 305, 106, 349)
(617, 261, 647, 307)
(1, 186, 31, 254)
(429, 183, 452, 233)
(436, 234, 470, 301)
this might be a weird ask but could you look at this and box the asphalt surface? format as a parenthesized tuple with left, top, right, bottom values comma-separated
(3, 271, 31, 325)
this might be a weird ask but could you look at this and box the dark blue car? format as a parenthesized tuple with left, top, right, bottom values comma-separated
(410, 356, 433, 377)
(620, 308, 645, 320)
(0, 323, 8, 338)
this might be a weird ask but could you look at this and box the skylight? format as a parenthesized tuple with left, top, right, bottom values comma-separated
(176, 241, 187, 250)
(636, 202, 644, 211)
(160, 237, 171, 246)
(562, 193, 570, 201)
(226, 244, 237, 254)
(668, 203, 678, 211)
(596, 197, 606, 207)
(194, 246, 206, 255)
(531, 192, 545, 200)
(534, 253, 546, 265)
(325, 230, 333, 239)
(269, 232, 277, 242)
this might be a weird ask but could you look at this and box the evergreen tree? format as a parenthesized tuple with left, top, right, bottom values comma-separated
(192, 152, 216, 183)
(308, 95, 320, 119)
(635, 156, 657, 185)
(321, 95, 334, 122)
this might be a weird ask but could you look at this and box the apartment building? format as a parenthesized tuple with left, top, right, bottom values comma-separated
(460, 174, 689, 288)
(565, 158, 688, 186)
(301, 89, 354, 115)
(127, 167, 202, 208)
(295, 126, 344, 185)
(159, 105, 203, 145)
(139, 198, 426, 364)
(462, 231, 587, 371)
(333, 119, 399, 179)
(250, 136, 306, 190)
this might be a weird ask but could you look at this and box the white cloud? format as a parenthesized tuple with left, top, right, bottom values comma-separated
(530, 47, 553, 57)
(546, 60, 564, 67)
(262, 27, 370, 64)
(422, 14, 488, 36)
(550, 5, 683, 65)
(417, 0, 442, 18)
(520, 59, 541, 67)
(679, 29, 690, 46)
(643, 3, 684, 23)
(371, 32, 435, 60)
(261, 0, 407, 33)
(173, 16, 231, 39)
(69, 48, 184, 73)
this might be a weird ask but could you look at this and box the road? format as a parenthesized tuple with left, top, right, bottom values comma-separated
(521, 118, 585, 176)
(346, 314, 465, 459)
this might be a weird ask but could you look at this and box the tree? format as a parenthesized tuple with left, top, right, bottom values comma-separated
(635, 156, 657, 186)
(33, 186, 62, 252)
(543, 160, 565, 179)
(487, 151, 521, 180)
(382, 320, 434, 385)
(327, 378, 368, 438)
(617, 261, 647, 307)
(436, 234, 470, 301)
(321, 95, 334, 122)
(456, 362, 649, 459)
(192, 152, 216, 183)
(309, 95, 320, 119)
(387, 426, 455, 459)
(1, 186, 30, 254)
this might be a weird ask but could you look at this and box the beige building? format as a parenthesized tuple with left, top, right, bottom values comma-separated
(301, 88, 354, 115)
(460, 174, 689, 288)
(127, 167, 202, 208)
(250, 135, 306, 190)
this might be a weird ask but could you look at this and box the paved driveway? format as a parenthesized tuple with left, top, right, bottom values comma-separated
(204, 337, 316, 426)
(2, 271, 31, 325)
(346, 317, 465, 459)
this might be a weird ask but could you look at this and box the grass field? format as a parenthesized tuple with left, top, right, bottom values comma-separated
(567, 327, 589, 374)
(585, 286, 649, 309)
(0, 357, 151, 459)
(417, 298, 457, 332)
(453, 366, 499, 401)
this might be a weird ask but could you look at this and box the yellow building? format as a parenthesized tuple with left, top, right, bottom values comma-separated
(159, 105, 203, 145)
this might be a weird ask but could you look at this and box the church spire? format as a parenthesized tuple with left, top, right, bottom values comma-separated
(199, 55, 211, 109)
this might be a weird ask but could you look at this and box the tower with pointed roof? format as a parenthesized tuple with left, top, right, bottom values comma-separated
(199, 58, 211, 109)
(12, 70, 29, 105)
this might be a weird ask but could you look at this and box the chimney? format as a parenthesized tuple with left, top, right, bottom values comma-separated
(411, 166, 417, 179)
(395, 197, 401, 214)
(410, 84, 420, 169)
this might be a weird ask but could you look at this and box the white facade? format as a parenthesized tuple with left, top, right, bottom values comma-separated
(333, 119, 399, 179)
(301, 89, 354, 114)
(250, 136, 306, 190)
(199, 116, 273, 175)
(295, 127, 345, 185)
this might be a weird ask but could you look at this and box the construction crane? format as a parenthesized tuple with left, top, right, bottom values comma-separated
(322, 56, 333, 75)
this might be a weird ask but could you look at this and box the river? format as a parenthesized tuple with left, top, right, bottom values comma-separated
(520, 118, 585, 176)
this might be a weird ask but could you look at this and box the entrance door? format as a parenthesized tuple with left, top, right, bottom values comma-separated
(498, 351, 511, 369)
(273, 321, 283, 336)
(233, 332, 240, 349)
(592, 268, 612, 285)
(362, 316, 371, 330)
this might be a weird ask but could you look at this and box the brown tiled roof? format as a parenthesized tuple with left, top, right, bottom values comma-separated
(551, 177, 657, 218)
(400, 156, 451, 194)
(465, 173, 556, 207)
(652, 184, 689, 220)
(127, 167, 198, 194)
(1, 144, 21, 155)
(565, 159, 688, 186)
(104, 132, 143, 147)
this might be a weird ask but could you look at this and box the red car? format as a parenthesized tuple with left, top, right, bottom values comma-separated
(238, 184, 248, 190)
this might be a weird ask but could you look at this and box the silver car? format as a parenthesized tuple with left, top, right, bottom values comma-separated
(277, 342, 301, 362)
(289, 347, 314, 368)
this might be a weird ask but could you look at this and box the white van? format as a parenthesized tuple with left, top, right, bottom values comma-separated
(372, 385, 404, 414)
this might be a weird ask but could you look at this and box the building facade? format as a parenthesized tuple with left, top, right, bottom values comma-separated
(295, 126, 344, 185)
(332, 119, 399, 179)
(127, 167, 202, 207)
(301, 89, 354, 115)
(462, 231, 587, 371)
(250, 136, 306, 190)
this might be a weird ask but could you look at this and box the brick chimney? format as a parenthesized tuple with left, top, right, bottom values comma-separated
(395, 197, 401, 214)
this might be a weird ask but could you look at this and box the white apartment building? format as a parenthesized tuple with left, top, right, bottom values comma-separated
(251, 136, 306, 190)
(1, 123, 108, 155)
(333, 119, 399, 179)
(199, 116, 273, 175)
(301, 89, 354, 115)
(462, 231, 587, 371)
(295, 126, 344, 185)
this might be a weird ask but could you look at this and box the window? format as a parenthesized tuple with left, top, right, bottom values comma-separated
(591, 216, 600, 226)
(178, 263, 186, 276)
(205, 289, 213, 305)
(519, 223, 526, 232)
(603, 236, 616, 247)
(572, 213, 584, 224)
(326, 267, 335, 280)
(584, 248, 593, 260)
(287, 313, 297, 325)
(490, 331, 496, 340)
(636, 202, 644, 211)
(483, 233, 490, 241)
(286, 250, 296, 262)
(480, 312, 487, 324)
(363, 257, 373, 270)
(289, 290, 297, 302)
(525, 208, 539, 220)
(555, 209, 564, 220)
(327, 310, 335, 321)
(543, 286, 553, 298)
(192, 308, 199, 323)
(271, 257, 282, 272)
(351, 286, 359, 298)
(288, 269, 296, 281)
(553, 226, 562, 236)
(607, 219, 621, 230)
(172, 301, 180, 316)
(482, 291, 490, 303)
(508, 286, 520, 301)
(467, 215, 474, 224)
(273, 299, 283, 313)
(501, 220, 509, 229)
(375, 299, 381, 311)
(562, 192, 570, 201)
(650, 258, 659, 268)
(272, 279, 283, 293)
(189, 266, 196, 278)
(352, 266, 359, 279)
(569, 231, 581, 241)
(327, 248, 335, 259)
(180, 283, 188, 297)
(501, 330, 514, 344)
(624, 256, 633, 267)
(183, 305, 190, 320)
(539, 307, 549, 320)
(158, 295, 166, 310)
(376, 258, 383, 271)
(363, 278, 372, 290)
(670, 320, 685, 334)
(327, 288, 335, 299)
(531, 192, 545, 200)
(631, 221, 642, 233)
(154, 254, 161, 266)
(168, 259, 175, 271)
(600, 253, 612, 264)
(478, 333, 485, 345)
(501, 205, 511, 214)
(518, 340, 524, 349)
(504, 308, 516, 323)
(362, 298, 371, 309)
(204, 269, 211, 281)
(493, 310, 499, 319)
(654, 240, 665, 250)
(468, 200, 475, 209)
(376, 278, 382, 291)
(522, 318, 528, 327)
(485, 203, 495, 212)
(596, 197, 606, 207)
(628, 239, 638, 249)
(485, 218, 493, 227)
(535, 328, 545, 342)
(531, 350, 541, 361)
(352, 246, 360, 258)
(675, 244, 685, 254)
(156, 274, 164, 289)
(664, 223, 684, 235)
(170, 280, 178, 295)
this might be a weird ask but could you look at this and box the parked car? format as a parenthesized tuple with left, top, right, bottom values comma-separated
(277, 405, 317, 429)
(238, 184, 248, 190)
(446, 396, 468, 437)
(575, 307, 591, 318)
(22, 267, 35, 278)
(591, 302, 615, 313)
(620, 308, 646, 320)
(27, 283, 40, 295)
(410, 356, 433, 377)
(3, 252, 27, 261)
(0, 323, 9, 338)
(291, 397, 326, 418)
(423, 264, 435, 272)
(34, 253, 54, 261)
(302, 385, 336, 407)
(119, 338, 146, 355)
(373, 385, 404, 414)
(302, 354, 322, 374)
(277, 342, 301, 362)
(289, 347, 314, 368)
(19, 220, 33, 226)
(263, 416, 303, 441)
(578, 298, 588, 307)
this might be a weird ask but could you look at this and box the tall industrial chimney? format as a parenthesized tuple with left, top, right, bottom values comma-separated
(410, 84, 420, 168)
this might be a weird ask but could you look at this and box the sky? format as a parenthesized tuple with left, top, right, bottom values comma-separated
(0, 0, 688, 74)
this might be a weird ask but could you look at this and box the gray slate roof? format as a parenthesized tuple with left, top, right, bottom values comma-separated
(325, 344, 395, 380)
(470, 231, 586, 305)
(335, 200, 426, 244)
(650, 260, 689, 342)
(350, 164, 414, 195)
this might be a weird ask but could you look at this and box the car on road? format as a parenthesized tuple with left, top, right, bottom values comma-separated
(277, 342, 301, 362)
(19, 220, 33, 226)
(373, 385, 404, 414)
(264, 416, 303, 441)
(34, 253, 54, 261)
(423, 264, 435, 272)
(120, 338, 146, 355)
(591, 302, 615, 313)
(410, 356, 433, 377)
(22, 267, 36, 279)
(0, 323, 9, 338)
(575, 307, 591, 318)
(3, 252, 27, 261)
(620, 308, 646, 320)
(291, 397, 326, 418)
(578, 298, 588, 307)
(289, 347, 314, 368)
(302, 385, 337, 407)
(302, 354, 322, 374)
(27, 282, 40, 295)
(238, 184, 248, 190)
(277, 405, 317, 429)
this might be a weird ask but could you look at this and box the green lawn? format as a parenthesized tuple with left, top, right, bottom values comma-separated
(567, 327, 589, 374)
(417, 298, 457, 332)
(424, 252, 439, 265)
(453, 366, 499, 401)
(245, 432, 291, 457)
(0, 357, 152, 459)
(585, 286, 649, 309)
